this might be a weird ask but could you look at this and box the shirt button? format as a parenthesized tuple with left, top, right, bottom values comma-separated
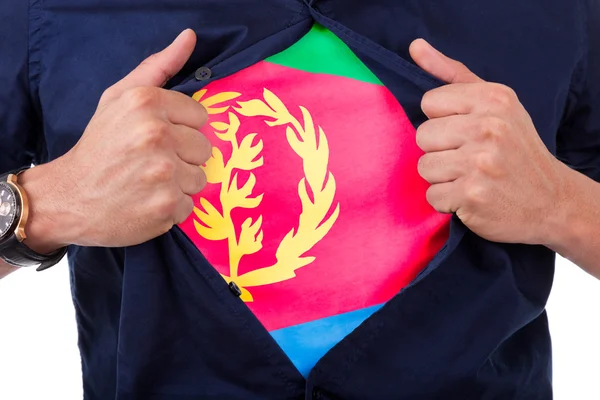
(228, 281, 242, 297)
(195, 66, 212, 81)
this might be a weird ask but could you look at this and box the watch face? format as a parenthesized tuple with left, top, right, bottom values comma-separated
(0, 182, 18, 238)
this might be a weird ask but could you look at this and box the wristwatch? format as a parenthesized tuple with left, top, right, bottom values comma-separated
(0, 168, 67, 271)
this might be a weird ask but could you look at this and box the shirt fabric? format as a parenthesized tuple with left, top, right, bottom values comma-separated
(179, 23, 449, 377)
(0, 1, 599, 399)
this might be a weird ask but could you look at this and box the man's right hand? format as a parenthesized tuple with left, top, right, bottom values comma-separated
(19, 29, 211, 252)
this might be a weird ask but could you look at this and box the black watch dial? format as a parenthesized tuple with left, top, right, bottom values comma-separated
(0, 182, 18, 239)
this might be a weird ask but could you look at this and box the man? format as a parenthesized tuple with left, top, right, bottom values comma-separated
(0, 0, 598, 399)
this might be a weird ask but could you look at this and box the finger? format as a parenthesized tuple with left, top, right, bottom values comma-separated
(159, 90, 208, 130)
(416, 114, 479, 152)
(426, 181, 459, 214)
(421, 83, 488, 118)
(176, 161, 207, 196)
(173, 194, 195, 225)
(107, 29, 196, 100)
(409, 39, 484, 84)
(418, 150, 465, 184)
(172, 125, 213, 166)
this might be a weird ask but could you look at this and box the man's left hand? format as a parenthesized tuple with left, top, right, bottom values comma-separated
(409, 39, 568, 245)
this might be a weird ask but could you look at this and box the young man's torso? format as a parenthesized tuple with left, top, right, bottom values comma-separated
(2, 0, 594, 398)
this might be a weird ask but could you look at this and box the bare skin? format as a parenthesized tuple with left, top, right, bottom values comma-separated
(2, 29, 209, 253)
(1, 30, 210, 277)
(410, 39, 600, 278)
(1, 34, 598, 281)
(0, 263, 16, 279)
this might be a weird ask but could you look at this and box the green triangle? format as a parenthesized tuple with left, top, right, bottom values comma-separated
(266, 24, 383, 86)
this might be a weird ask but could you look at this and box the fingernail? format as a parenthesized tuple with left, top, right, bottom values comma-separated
(174, 29, 191, 43)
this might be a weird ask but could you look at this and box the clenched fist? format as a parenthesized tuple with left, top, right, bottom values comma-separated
(21, 29, 211, 250)
(409, 39, 566, 245)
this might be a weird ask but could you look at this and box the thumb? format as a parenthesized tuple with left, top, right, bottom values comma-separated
(409, 38, 483, 84)
(106, 29, 197, 99)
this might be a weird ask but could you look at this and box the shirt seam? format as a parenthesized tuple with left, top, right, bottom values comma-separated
(28, 0, 47, 163)
(574, 0, 589, 98)
(556, 0, 590, 156)
(25, 1, 32, 107)
(28, 0, 43, 114)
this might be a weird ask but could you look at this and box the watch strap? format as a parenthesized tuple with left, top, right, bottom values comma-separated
(0, 167, 68, 271)
(0, 234, 68, 271)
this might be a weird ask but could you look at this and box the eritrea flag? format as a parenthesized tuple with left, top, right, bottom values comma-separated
(179, 24, 450, 376)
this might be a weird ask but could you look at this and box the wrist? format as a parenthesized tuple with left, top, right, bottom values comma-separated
(18, 160, 79, 254)
(538, 162, 583, 254)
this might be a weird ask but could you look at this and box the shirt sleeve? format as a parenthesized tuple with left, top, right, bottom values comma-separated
(0, 0, 43, 173)
(556, 0, 600, 182)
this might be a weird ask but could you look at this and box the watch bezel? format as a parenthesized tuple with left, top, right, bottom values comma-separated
(7, 174, 29, 243)
(0, 181, 21, 243)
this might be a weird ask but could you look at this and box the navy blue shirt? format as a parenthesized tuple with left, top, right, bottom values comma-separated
(1, 1, 599, 399)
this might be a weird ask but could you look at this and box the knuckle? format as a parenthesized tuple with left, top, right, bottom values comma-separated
(421, 91, 435, 113)
(198, 136, 213, 164)
(138, 54, 167, 84)
(142, 53, 160, 68)
(196, 102, 209, 124)
(146, 159, 176, 184)
(425, 185, 436, 204)
(124, 87, 158, 110)
(194, 169, 207, 193)
(155, 191, 180, 217)
(492, 116, 511, 134)
(455, 69, 473, 83)
(474, 151, 498, 173)
(185, 167, 207, 194)
(183, 197, 195, 217)
(175, 92, 208, 128)
(415, 123, 429, 150)
(464, 182, 486, 205)
(158, 219, 175, 236)
(479, 116, 508, 141)
(100, 87, 119, 104)
(174, 197, 194, 225)
(488, 84, 516, 108)
(136, 120, 169, 149)
(417, 154, 429, 176)
(419, 153, 442, 173)
(425, 185, 444, 210)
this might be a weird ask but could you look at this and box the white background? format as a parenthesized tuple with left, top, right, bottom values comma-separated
(0, 257, 598, 400)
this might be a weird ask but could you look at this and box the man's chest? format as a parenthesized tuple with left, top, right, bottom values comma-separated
(176, 25, 450, 329)
(36, 0, 583, 164)
(39, 2, 584, 396)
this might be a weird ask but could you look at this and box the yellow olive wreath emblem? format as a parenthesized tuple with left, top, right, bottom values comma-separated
(192, 88, 340, 302)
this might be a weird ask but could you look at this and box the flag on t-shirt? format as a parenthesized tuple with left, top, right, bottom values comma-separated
(179, 24, 450, 376)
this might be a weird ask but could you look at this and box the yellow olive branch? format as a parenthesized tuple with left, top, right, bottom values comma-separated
(234, 89, 340, 289)
(193, 90, 264, 297)
(192, 87, 339, 301)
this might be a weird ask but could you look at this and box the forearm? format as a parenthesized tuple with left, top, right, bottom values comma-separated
(18, 161, 76, 254)
(544, 162, 600, 278)
(0, 260, 17, 279)
(0, 161, 74, 279)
